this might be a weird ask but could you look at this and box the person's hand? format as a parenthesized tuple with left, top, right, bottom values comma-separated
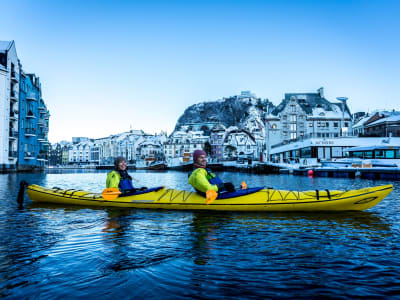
(224, 182, 235, 192)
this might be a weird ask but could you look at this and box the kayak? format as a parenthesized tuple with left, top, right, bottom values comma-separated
(25, 184, 393, 211)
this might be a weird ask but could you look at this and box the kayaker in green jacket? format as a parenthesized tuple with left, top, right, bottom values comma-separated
(188, 150, 235, 195)
(106, 156, 146, 194)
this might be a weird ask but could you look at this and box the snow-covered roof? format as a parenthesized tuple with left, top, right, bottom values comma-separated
(309, 105, 350, 119)
(366, 114, 400, 127)
(211, 123, 226, 131)
(352, 115, 371, 128)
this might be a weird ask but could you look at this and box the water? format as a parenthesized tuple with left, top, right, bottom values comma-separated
(1, 170, 400, 299)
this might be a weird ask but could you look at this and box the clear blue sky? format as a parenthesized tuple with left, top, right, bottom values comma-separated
(2, 0, 399, 143)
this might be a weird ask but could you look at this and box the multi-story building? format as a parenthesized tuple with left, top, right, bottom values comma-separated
(49, 143, 62, 166)
(222, 127, 257, 160)
(210, 123, 226, 161)
(164, 128, 209, 160)
(18, 72, 50, 170)
(265, 88, 352, 159)
(0, 41, 50, 171)
(0, 40, 21, 171)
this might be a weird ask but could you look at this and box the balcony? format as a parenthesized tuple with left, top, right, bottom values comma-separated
(9, 130, 18, 139)
(9, 111, 18, 121)
(8, 150, 17, 158)
(25, 128, 36, 136)
(37, 133, 45, 140)
(10, 92, 18, 102)
(11, 71, 19, 82)
(26, 111, 36, 119)
(38, 105, 46, 111)
(37, 153, 48, 161)
(38, 119, 45, 126)
(26, 92, 37, 101)
(24, 152, 35, 160)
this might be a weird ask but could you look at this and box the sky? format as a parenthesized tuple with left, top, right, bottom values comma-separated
(1, 0, 399, 143)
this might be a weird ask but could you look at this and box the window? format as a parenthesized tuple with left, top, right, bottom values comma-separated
(317, 122, 321, 127)
(334, 122, 338, 128)
(345, 122, 349, 127)
(290, 132, 297, 139)
(386, 150, 395, 159)
(290, 123, 297, 131)
(300, 147, 312, 158)
(290, 115, 297, 122)
(326, 122, 329, 127)
(309, 123, 313, 127)
(365, 151, 373, 159)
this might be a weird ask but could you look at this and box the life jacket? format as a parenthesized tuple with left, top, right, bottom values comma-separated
(188, 167, 223, 194)
(118, 170, 134, 192)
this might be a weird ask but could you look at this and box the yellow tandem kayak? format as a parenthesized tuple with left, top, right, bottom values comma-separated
(25, 184, 393, 211)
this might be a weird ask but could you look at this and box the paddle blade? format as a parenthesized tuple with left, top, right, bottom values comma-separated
(102, 188, 121, 200)
(241, 181, 247, 190)
(206, 190, 218, 205)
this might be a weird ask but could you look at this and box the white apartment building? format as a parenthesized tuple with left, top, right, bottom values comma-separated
(222, 127, 257, 160)
(265, 88, 353, 159)
(0, 41, 20, 170)
(164, 129, 209, 159)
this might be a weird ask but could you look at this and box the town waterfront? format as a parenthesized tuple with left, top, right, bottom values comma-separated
(1, 170, 400, 298)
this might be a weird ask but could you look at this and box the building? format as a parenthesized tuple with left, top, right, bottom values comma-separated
(210, 123, 226, 161)
(222, 127, 257, 161)
(269, 136, 400, 164)
(164, 128, 209, 160)
(0, 41, 20, 171)
(364, 114, 400, 137)
(18, 72, 50, 170)
(265, 88, 353, 160)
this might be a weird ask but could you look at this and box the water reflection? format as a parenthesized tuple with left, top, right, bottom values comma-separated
(1, 171, 399, 298)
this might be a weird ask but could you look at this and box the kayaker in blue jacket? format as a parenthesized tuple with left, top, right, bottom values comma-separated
(106, 156, 146, 194)
(188, 149, 236, 195)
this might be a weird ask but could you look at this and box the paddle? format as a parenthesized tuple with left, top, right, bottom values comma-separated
(102, 188, 121, 200)
(206, 190, 218, 205)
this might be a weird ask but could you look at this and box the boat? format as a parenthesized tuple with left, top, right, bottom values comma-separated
(25, 183, 393, 211)
(135, 160, 166, 170)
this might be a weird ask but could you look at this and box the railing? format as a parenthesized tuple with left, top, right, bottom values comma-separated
(9, 130, 18, 138)
(24, 152, 35, 158)
(26, 92, 37, 101)
(37, 133, 45, 140)
(8, 151, 17, 158)
(9, 111, 17, 119)
(10, 91, 17, 101)
(11, 71, 18, 81)
(25, 128, 36, 135)
(37, 153, 47, 160)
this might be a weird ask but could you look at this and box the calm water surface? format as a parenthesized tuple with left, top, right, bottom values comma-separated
(1, 170, 399, 299)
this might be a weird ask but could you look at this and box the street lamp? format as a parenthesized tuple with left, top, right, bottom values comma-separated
(336, 97, 348, 136)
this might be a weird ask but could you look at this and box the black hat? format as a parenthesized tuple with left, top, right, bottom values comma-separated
(114, 156, 126, 169)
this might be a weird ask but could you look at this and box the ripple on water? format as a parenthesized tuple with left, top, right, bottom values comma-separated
(1, 171, 400, 298)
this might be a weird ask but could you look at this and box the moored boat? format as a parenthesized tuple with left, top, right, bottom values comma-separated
(25, 183, 393, 211)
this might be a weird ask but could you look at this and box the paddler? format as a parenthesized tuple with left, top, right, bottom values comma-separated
(106, 156, 147, 195)
(188, 149, 236, 196)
